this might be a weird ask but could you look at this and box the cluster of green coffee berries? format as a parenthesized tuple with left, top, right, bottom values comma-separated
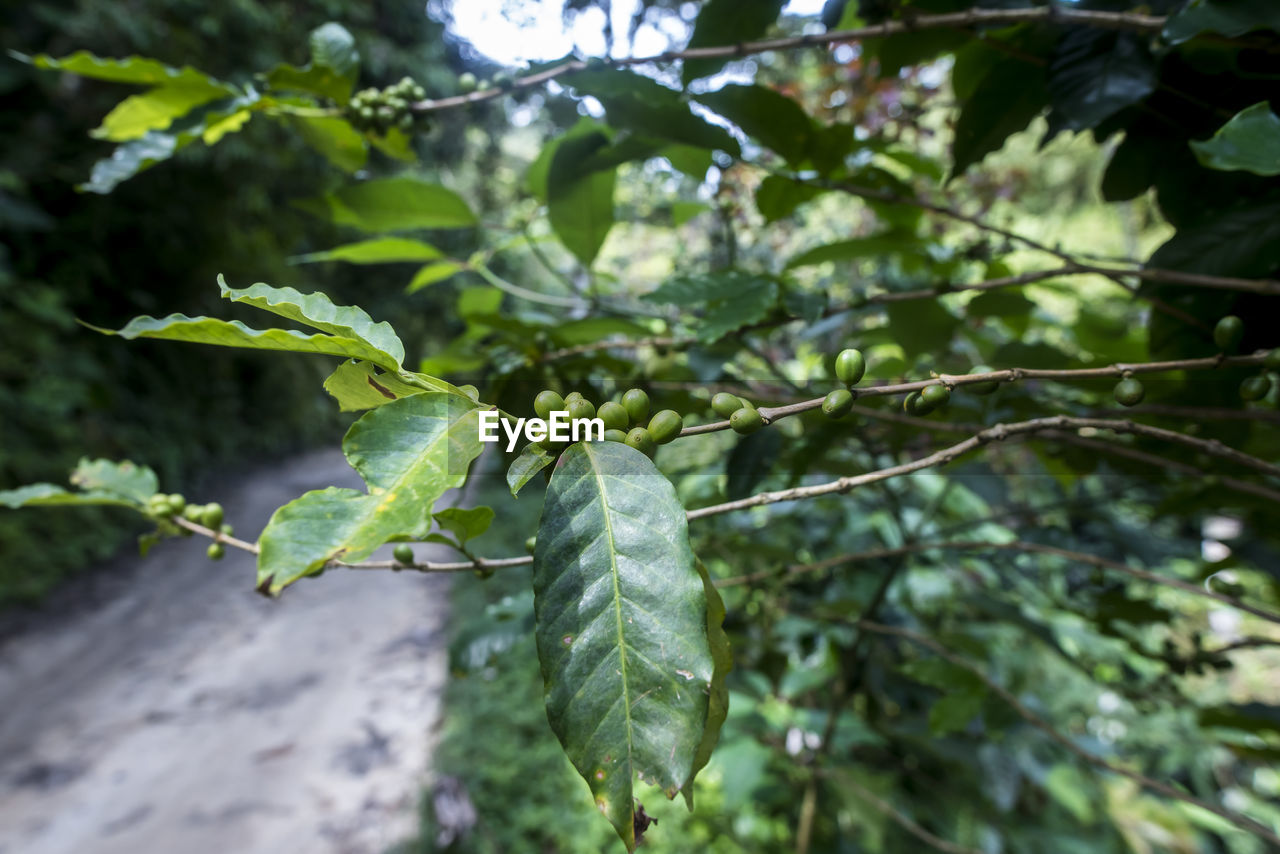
(456, 71, 515, 95)
(1112, 315, 1277, 407)
(144, 493, 233, 560)
(529, 388, 683, 457)
(345, 76, 425, 135)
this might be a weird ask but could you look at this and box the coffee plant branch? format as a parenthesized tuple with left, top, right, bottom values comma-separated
(855, 620, 1280, 846)
(406, 8, 1167, 116)
(717, 540, 1280, 627)
(841, 404, 1280, 504)
(822, 771, 983, 854)
(679, 353, 1273, 437)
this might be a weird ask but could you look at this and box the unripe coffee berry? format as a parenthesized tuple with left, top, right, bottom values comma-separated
(534, 390, 564, 420)
(625, 427, 656, 457)
(648, 410, 683, 444)
(566, 398, 596, 421)
(966, 366, 1000, 395)
(822, 389, 853, 419)
(711, 392, 744, 418)
(834, 348, 866, 387)
(1240, 374, 1271, 401)
(207, 543, 225, 561)
(622, 389, 650, 425)
(903, 391, 935, 416)
(201, 503, 224, 528)
(597, 401, 629, 431)
(393, 544, 415, 564)
(603, 428, 629, 443)
(730, 407, 765, 434)
(1214, 316, 1244, 353)
(1114, 377, 1145, 407)
(920, 383, 951, 408)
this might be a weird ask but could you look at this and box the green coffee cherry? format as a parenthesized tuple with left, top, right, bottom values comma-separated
(920, 383, 951, 408)
(566, 398, 596, 421)
(966, 366, 1000, 395)
(903, 391, 936, 416)
(201, 503, 224, 528)
(458, 72, 478, 93)
(182, 503, 203, 522)
(1240, 374, 1271, 401)
(167, 494, 186, 513)
(207, 543, 225, 561)
(534, 390, 564, 420)
(597, 401, 629, 431)
(648, 410, 683, 444)
(711, 392, 744, 418)
(564, 391, 585, 404)
(393, 543, 415, 564)
(730, 407, 765, 434)
(220, 523, 234, 537)
(622, 389, 650, 425)
(1114, 377, 1145, 407)
(625, 427, 656, 457)
(1214, 315, 1244, 353)
(524, 535, 537, 554)
(834, 348, 866, 387)
(1264, 348, 1280, 370)
(603, 428, 629, 443)
(822, 389, 853, 419)
(492, 71, 514, 89)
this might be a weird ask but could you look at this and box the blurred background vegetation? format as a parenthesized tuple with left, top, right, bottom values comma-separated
(0, 0, 499, 604)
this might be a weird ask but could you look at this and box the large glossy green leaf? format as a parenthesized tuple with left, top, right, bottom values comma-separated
(94, 79, 235, 141)
(533, 441, 714, 850)
(1191, 103, 1280, 176)
(564, 69, 739, 156)
(545, 129, 618, 266)
(0, 458, 158, 510)
(1164, 0, 1280, 44)
(645, 271, 778, 343)
(70, 458, 159, 503)
(89, 314, 400, 370)
(952, 56, 1047, 176)
(323, 360, 427, 411)
(755, 176, 824, 223)
(0, 483, 137, 510)
(696, 84, 815, 166)
(508, 443, 555, 497)
(293, 116, 367, 172)
(681, 0, 786, 83)
(292, 236, 444, 265)
(298, 177, 478, 232)
(1148, 198, 1280, 277)
(78, 130, 192, 194)
(309, 22, 359, 79)
(22, 50, 222, 86)
(1045, 29, 1156, 134)
(258, 393, 483, 593)
(683, 559, 731, 810)
(217, 275, 406, 368)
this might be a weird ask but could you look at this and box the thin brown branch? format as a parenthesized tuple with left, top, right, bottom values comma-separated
(686, 415, 1280, 520)
(717, 539, 1280, 626)
(174, 517, 260, 554)
(408, 9, 1165, 116)
(1092, 404, 1280, 425)
(821, 771, 982, 854)
(1042, 430, 1280, 504)
(678, 352, 1270, 437)
(856, 620, 1280, 847)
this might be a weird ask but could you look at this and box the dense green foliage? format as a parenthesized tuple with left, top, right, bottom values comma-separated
(0, 0, 476, 603)
(5, 1, 1280, 851)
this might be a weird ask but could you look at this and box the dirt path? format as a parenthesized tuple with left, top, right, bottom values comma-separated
(0, 449, 449, 854)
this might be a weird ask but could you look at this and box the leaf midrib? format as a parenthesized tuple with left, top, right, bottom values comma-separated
(587, 442, 636, 791)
